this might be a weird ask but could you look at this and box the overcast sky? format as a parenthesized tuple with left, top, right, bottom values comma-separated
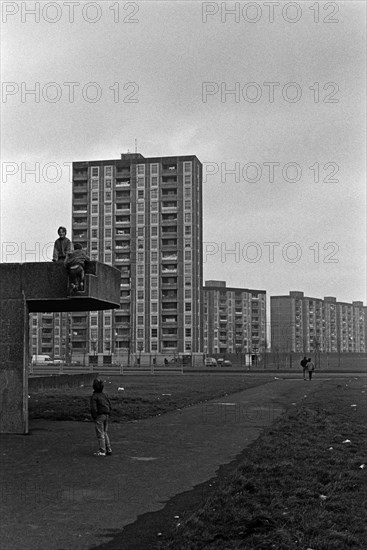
(1, 0, 366, 306)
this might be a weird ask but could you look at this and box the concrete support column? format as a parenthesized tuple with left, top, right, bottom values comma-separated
(0, 297, 29, 434)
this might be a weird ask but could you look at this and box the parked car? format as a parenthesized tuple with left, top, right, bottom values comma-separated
(31, 354, 52, 364)
(222, 360, 232, 367)
(217, 358, 224, 366)
(204, 357, 217, 367)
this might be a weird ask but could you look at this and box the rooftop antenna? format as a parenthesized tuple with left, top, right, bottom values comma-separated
(135, 139, 138, 153)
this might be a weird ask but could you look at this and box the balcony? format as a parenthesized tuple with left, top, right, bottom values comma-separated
(162, 317, 177, 325)
(161, 203, 177, 212)
(73, 219, 87, 228)
(162, 253, 177, 261)
(73, 173, 88, 181)
(115, 217, 130, 225)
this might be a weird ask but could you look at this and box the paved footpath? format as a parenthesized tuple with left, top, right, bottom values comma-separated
(0, 378, 338, 550)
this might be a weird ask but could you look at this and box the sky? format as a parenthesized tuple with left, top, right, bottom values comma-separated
(1, 0, 366, 308)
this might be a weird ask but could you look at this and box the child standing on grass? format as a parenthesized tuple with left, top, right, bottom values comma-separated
(90, 378, 112, 457)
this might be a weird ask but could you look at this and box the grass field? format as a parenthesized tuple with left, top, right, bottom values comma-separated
(28, 375, 272, 422)
(158, 377, 367, 550)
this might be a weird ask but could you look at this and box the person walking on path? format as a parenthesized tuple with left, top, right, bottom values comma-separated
(52, 226, 72, 262)
(90, 378, 112, 457)
(307, 358, 315, 381)
(300, 356, 308, 380)
(64, 242, 90, 292)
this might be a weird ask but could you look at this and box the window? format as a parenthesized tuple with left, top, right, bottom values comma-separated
(105, 179, 112, 188)
(105, 204, 112, 214)
(151, 213, 158, 224)
(151, 289, 158, 300)
(151, 328, 158, 338)
(185, 315, 191, 324)
(137, 290, 144, 300)
(151, 342, 158, 351)
(151, 176, 158, 186)
(184, 187, 191, 198)
(137, 164, 145, 175)
(151, 264, 158, 275)
(185, 226, 191, 235)
(151, 164, 158, 175)
(151, 277, 158, 287)
(151, 201, 158, 211)
(91, 167, 99, 177)
(184, 200, 191, 210)
(151, 316, 158, 325)
(184, 175, 191, 185)
(138, 252, 144, 262)
(104, 253, 111, 263)
(91, 242, 98, 250)
(105, 166, 112, 177)
(138, 190, 144, 199)
(137, 329, 144, 338)
(137, 303, 144, 313)
(91, 191, 98, 201)
(184, 239, 191, 249)
(91, 317, 97, 326)
(137, 177, 145, 188)
(92, 229, 98, 238)
(151, 239, 157, 249)
(105, 228, 111, 238)
(137, 264, 144, 275)
(105, 216, 111, 226)
(151, 302, 158, 312)
(185, 328, 191, 337)
(185, 289, 191, 299)
(138, 277, 144, 287)
(138, 315, 144, 325)
(91, 217, 98, 226)
(105, 191, 111, 202)
(137, 214, 144, 225)
(137, 203, 144, 212)
(92, 204, 98, 214)
(151, 189, 158, 199)
(185, 277, 191, 286)
(105, 316, 111, 326)
(185, 251, 191, 261)
(151, 226, 158, 237)
(184, 162, 192, 173)
(185, 303, 191, 311)
(185, 342, 191, 351)
(91, 180, 98, 190)
(184, 264, 192, 275)
(151, 251, 158, 262)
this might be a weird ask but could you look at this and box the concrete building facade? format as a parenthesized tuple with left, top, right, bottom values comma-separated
(204, 281, 267, 356)
(271, 291, 366, 354)
(70, 152, 203, 363)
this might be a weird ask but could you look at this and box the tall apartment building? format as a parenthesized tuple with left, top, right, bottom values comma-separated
(271, 291, 366, 353)
(70, 152, 203, 363)
(203, 281, 267, 356)
(29, 312, 70, 360)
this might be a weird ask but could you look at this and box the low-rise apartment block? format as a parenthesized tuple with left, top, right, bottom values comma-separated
(271, 291, 366, 353)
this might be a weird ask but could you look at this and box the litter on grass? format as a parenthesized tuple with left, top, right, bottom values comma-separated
(118, 387, 124, 391)
(342, 439, 351, 444)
